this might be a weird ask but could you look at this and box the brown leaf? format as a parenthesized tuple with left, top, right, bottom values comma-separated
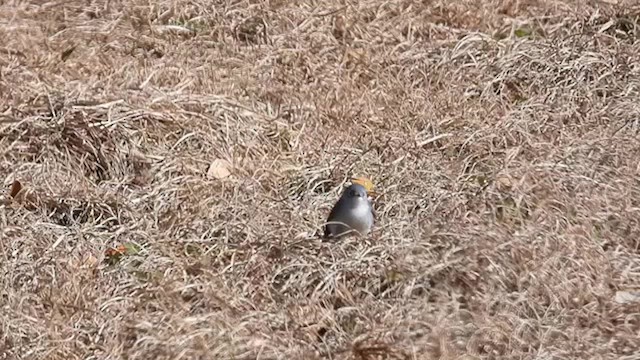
(9, 180, 22, 198)
(60, 45, 77, 61)
(8, 181, 46, 210)
(105, 245, 127, 257)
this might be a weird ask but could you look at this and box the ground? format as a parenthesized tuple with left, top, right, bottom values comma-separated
(1, 0, 640, 359)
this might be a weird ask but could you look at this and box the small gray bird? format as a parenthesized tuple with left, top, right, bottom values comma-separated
(323, 183, 374, 239)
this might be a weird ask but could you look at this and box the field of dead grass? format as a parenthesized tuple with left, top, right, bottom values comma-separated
(2, 0, 640, 359)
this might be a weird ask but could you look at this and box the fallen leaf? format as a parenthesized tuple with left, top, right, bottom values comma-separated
(105, 245, 127, 257)
(104, 242, 142, 265)
(60, 45, 77, 61)
(9, 180, 22, 198)
(207, 159, 232, 179)
(7, 181, 43, 210)
(615, 290, 640, 304)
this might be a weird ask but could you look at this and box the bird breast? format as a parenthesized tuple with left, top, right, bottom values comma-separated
(346, 200, 373, 232)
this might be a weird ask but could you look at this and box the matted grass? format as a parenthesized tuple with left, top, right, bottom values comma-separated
(2, 0, 640, 359)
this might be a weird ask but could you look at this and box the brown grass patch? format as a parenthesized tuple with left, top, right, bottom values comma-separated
(2, 0, 640, 359)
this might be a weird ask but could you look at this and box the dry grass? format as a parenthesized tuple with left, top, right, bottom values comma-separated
(2, 0, 640, 359)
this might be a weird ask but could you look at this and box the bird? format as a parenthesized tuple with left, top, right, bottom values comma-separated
(323, 182, 374, 239)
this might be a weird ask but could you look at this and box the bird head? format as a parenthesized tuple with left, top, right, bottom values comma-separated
(350, 176, 377, 197)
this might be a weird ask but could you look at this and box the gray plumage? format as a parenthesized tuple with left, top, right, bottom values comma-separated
(323, 183, 374, 239)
